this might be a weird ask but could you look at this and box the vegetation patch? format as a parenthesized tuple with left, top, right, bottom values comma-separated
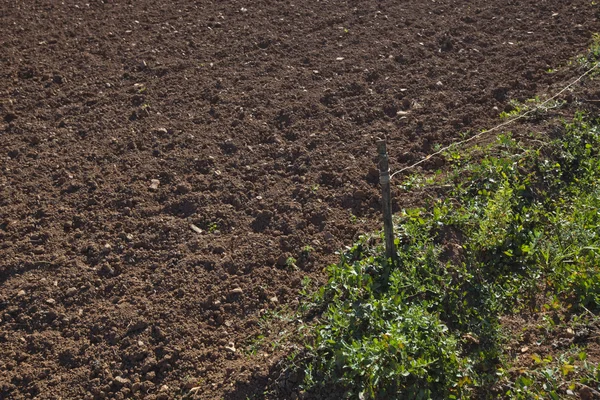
(299, 112, 600, 399)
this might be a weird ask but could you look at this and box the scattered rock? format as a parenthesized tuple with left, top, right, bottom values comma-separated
(230, 287, 243, 295)
(17, 290, 26, 297)
(149, 179, 160, 191)
(65, 287, 78, 297)
(113, 376, 131, 388)
(224, 342, 236, 353)
(189, 224, 203, 234)
(46, 298, 56, 305)
(565, 327, 575, 338)
(189, 386, 202, 394)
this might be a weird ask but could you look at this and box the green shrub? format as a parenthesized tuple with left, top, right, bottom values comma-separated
(302, 113, 600, 399)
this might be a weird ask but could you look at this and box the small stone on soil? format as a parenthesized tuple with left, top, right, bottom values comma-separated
(46, 298, 56, 305)
(149, 179, 160, 190)
(113, 376, 131, 386)
(230, 287, 243, 295)
(224, 342, 236, 353)
(566, 328, 575, 338)
(190, 224, 203, 234)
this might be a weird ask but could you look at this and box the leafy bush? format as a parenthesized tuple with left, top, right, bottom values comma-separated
(302, 113, 600, 399)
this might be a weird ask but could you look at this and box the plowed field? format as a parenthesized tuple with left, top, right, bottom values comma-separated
(1, 1, 599, 399)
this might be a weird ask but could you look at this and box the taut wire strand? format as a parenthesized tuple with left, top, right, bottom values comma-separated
(389, 62, 600, 179)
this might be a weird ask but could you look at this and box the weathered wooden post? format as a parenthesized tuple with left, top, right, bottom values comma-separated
(377, 139, 397, 266)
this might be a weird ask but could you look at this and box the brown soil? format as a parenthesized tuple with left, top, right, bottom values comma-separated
(1, 1, 599, 399)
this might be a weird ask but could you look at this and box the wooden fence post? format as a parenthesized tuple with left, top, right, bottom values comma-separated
(377, 139, 397, 266)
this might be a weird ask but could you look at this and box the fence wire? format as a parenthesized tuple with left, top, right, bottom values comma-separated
(389, 62, 600, 180)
